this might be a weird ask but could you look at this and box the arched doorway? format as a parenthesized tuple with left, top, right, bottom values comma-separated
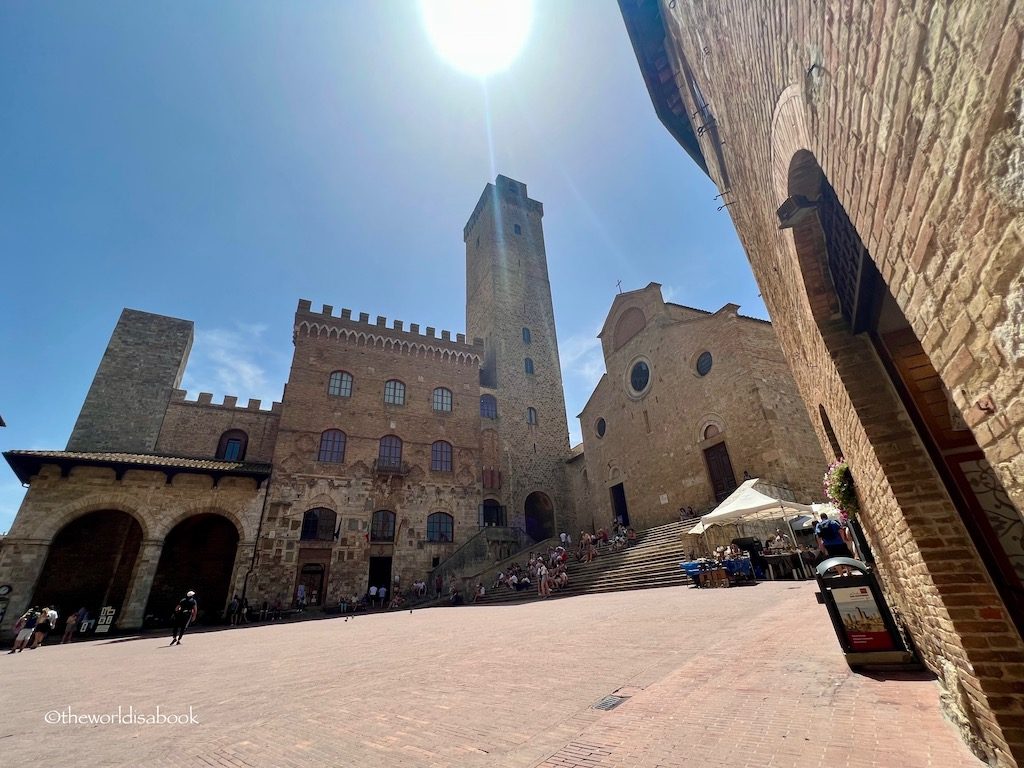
(32, 509, 143, 631)
(145, 514, 239, 625)
(786, 150, 1024, 635)
(524, 492, 555, 542)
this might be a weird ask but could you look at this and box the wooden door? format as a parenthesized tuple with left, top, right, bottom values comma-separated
(704, 442, 738, 502)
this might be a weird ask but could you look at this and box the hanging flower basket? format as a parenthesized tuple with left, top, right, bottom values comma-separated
(824, 461, 860, 517)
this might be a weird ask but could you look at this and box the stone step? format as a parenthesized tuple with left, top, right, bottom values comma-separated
(465, 519, 705, 608)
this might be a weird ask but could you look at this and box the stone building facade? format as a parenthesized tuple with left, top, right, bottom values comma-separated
(0, 176, 572, 633)
(573, 283, 826, 533)
(466, 177, 576, 540)
(619, 1, 1024, 764)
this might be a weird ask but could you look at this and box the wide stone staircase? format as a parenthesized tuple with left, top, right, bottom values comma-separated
(474, 519, 702, 606)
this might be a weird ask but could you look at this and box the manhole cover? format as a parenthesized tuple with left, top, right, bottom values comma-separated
(593, 695, 627, 711)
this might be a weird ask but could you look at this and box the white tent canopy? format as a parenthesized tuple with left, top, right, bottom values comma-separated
(687, 479, 815, 535)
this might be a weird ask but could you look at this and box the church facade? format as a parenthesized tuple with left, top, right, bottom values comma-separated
(571, 283, 826, 533)
(619, 1, 1024, 764)
(0, 176, 575, 631)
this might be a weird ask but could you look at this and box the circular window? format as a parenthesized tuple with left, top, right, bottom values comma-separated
(596, 418, 606, 438)
(629, 360, 650, 394)
(696, 351, 713, 376)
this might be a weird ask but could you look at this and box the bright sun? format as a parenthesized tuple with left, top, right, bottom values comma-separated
(419, 0, 534, 78)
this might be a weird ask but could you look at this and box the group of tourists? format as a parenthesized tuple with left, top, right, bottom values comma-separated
(7, 605, 70, 653)
(575, 522, 636, 563)
(226, 594, 250, 626)
(492, 550, 571, 599)
(493, 561, 533, 592)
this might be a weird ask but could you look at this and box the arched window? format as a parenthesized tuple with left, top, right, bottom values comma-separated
(377, 435, 403, 471)
(524, 358, 534, 375)
(480, 394, 498, 419)
(300, 507, 337, 541)
(328, 370, 353, 397)
(216, 429, 248, 461)
(371, 510, 396, 542)
(432, 387, 453, 412)
(426, 512, 454, 542)
(522, 327, 531, 344)
(384, 379, 406, 405)
(317, 430, 346, 463)
(613, 307, 646, 351)
(431, 441, 453, 472)
(527, 407, 538, 425)
(819, 405, 845, 460)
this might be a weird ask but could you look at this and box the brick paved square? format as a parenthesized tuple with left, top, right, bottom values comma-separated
(0, 583, 980, 767)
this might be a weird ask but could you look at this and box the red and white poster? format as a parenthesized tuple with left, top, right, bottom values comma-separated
(832, 586, 895, 651)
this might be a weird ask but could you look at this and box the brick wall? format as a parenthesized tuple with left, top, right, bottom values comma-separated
(619, 1, 1024, 764)
(251, 303, 485, 605)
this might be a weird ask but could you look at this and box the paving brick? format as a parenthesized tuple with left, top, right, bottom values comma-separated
(0, 584, 980, 768)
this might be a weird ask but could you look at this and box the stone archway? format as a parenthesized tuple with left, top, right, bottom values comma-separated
(524, 491, 555, 542)
(145, 513, 240, 626)
(31, 509, 143, 631)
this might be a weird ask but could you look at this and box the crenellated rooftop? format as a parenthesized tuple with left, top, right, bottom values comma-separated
(463, 174, 543, 241)
(294, 300, 484, 364)
(169, 389, 283, 413)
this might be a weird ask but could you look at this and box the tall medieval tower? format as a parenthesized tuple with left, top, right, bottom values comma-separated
(465, 175, 573, 541)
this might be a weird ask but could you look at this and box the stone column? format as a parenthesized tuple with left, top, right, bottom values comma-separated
(118, 539, 164, 630)
(0, 539, 50, 634)
(232, 542, 256, 604)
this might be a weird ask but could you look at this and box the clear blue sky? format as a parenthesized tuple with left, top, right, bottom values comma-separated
(0, 2, 764, 532)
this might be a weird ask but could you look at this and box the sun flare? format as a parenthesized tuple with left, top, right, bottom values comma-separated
(419, 0, 534, 78)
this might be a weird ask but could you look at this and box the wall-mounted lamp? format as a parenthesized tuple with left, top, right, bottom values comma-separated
(776, 194, 818, 230)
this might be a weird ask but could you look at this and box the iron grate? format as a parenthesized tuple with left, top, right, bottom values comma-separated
(593, 695, 628, 711)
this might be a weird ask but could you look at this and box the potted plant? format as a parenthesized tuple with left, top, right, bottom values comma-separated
(824, 460, 860, 517)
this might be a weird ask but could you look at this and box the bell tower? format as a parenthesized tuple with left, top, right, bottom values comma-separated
(465, 176, 572, 541)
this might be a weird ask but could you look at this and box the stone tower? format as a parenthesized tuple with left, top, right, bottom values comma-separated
(465, 175, 572, 541)
(67, 308, 193, 453)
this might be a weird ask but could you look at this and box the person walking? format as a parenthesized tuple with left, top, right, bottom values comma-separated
(170, 591, 197, 646)
(227, 595, 240, 626)
(61, 610, 79, 643)
(8, 608, 39, 653)
(378, 584, 387, 608)
(30, 607, 54, 649)
(815, 513, 853, 559)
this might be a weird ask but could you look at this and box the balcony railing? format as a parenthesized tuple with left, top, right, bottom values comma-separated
(372, 458, 409, 476)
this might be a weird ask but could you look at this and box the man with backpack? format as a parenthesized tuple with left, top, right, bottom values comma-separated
(815, 513, 853, 559)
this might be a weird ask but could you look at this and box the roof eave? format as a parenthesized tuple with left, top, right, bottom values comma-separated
(618, 0, 709, 176)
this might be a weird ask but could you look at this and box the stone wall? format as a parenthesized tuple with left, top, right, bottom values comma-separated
(67, 309, 193, 453)
(577, 284, 827, 531)
(465, 177, 575, 539)
(0, 464, 263, 633)
(619, 1, 1024, 764)
(155, 391, 281, 463)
